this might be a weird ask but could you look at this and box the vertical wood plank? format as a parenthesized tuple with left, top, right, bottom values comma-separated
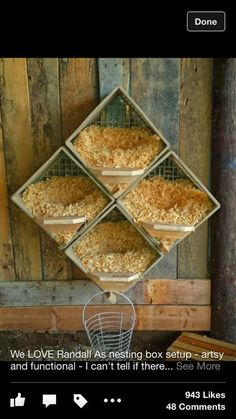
(60, 58, 99, 278)
(178, 58, 213, 278)
(27, 58, 72, 280)
(60, 58, 98, 138)
(131, 58, 180, 278)
(211, 59, 236, 343)
(0, 63, 15, 280)
(98, 58, 130, 97)
(0, 58, 42, 280)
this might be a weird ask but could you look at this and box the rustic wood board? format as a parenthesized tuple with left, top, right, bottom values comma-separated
(0, 279, 210, 306)
(167, 332, 236, 361)
(60, 58, 98, 279)
(0, 62, 15, 280)
(131, 58, 180, 278)
(0, 305, 210, 331)
(27, 58, 72, 281)
(178, 59, 213, 278)
(98, 58, 130, 98)
(211, 59, 236, 343)
(1, 58, 42, 280)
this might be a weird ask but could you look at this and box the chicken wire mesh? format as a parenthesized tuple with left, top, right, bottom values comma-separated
(86, 93, 148, 129)
(83, 292, 136, 354)
(37, 151, 85, 181)
(145, 154, 188, 181)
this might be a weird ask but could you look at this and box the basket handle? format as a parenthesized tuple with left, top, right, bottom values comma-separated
(82, 291, 136, 324)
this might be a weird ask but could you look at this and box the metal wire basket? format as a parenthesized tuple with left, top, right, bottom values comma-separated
(83, 292, 136, 354)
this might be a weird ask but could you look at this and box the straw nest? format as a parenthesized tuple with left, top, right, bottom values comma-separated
(122, 177, 213, 225)
(22, 176, 110, 245)
(74, 125, 164, 168)
(74, 221, 157, 273)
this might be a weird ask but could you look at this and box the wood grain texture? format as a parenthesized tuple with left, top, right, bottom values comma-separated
(27, 58, 72, 281)
(131, 58, 180, 278)
(0, 279, 210, 306)
(167, 332, 236, 361)
(0, 305, 211, 331)
(147, 279, 210, 305)
(178, 58, 213, 279)
(0, 63, 15, 280)
(211, 59, 236, 343)
(60, 58, 98, 139)
(98, 58, 130, 97)
(60, 58, 98, 279)
(0, 58, 42, 280)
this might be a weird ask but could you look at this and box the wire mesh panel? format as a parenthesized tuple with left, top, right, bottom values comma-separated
(38, 153, 85, 180)
(92, 94, 148, 128)
(146, 155, 187, 181)
(83, 292, 136, 355)
(65, 86, 170, 198)
(118, 151, 220, 254)
(11, 147, 113, 250)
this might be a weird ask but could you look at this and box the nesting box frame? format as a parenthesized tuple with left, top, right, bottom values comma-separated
(65, 203, 163, 290)
(11, 146, 114, 250)
(118, 151, 221, 253)
(65, 86, 170, 197)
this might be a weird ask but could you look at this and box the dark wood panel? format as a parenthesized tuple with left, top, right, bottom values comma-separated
(211, 58, 236, 343)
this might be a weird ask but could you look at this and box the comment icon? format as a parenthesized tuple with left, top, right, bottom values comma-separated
(42, 394, 57, 408)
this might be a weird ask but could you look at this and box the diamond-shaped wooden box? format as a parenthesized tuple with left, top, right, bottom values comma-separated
(65, 86, 170, 198)
(11, 147, 113, 250)
(118, 151, 220, 254)
(65, 204, 163, 293)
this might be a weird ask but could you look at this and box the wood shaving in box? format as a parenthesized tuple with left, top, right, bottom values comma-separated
(51, 231, 75, 246)
(105, 182, 129, 196)
(22, 176, 110, 245)
(123, 177, 213, 225)
(74, 221, 157, 273)
(74, 125, 164, 168)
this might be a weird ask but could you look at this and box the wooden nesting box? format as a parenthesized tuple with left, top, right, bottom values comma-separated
(118, 151, 220, 253)
(65, 86, 170, 197)
(11, 147, 114, 250)
(65, 204, 163, 293)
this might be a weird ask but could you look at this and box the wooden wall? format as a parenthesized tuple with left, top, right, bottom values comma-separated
(0, 58, 213, 282)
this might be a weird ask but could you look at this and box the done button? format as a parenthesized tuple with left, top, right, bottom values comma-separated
(187, 11, 226, 32)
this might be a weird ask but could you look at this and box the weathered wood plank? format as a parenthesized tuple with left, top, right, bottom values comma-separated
(60, 58, 98, 138)
(167, 332, 236, 361)
(131, 58, 180, 278)
(0, 279, 210, 306)
(211, 59, 236, 343)
(60, 58, 98, 279)
(147, 279, 210, 305)
(98, 58, 130, 97)
(178, 58, 213, 278)
(27, 58, 72, 281)
(0, 58, 42, 280)
(0, 305, 211, 331)
(0, 62, 15, 280)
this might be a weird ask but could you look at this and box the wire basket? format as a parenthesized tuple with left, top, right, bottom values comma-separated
(83, 292, 136, 355)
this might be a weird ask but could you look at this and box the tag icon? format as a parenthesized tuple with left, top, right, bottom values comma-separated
(73, 394, 88, 408)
